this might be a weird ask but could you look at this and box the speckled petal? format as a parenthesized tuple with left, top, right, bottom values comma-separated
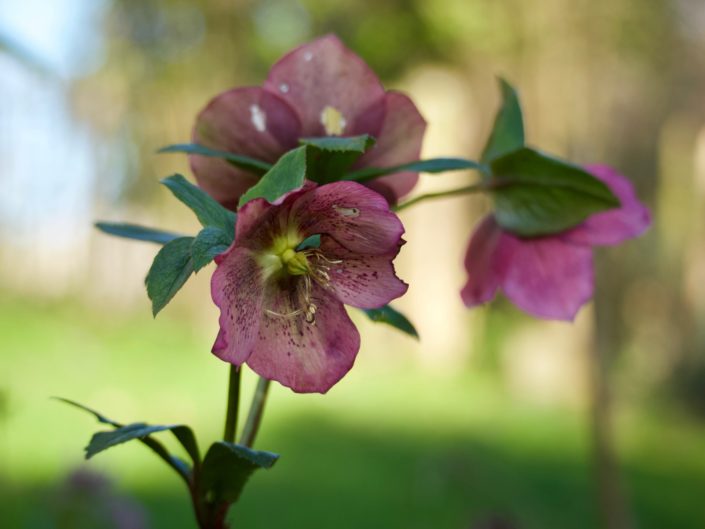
(562, 165, 651, 246)
(211, 247, 264, 364)
(263, 35, 386, 137)
(291, 181, 404, 255)
(191, 87, 301, 208)
(499, 234, 594, 321)
(355, 91, 427, 204)
(460, 216, 504, 308)
(246, 284, 360, 393)
(320, 237, 407, 309)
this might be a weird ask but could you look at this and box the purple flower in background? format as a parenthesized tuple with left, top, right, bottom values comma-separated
(191, 34, 426, 209)
(461, 165, 651, 320)
(211, 181, 407, 393)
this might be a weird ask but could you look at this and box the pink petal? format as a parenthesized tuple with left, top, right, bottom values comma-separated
(211, 247, 264, 364)
(355, 91, 427, 203)
(562, 165, 651, 246)
(246, 285, 360, 393)
(263, 35, 386, 137)
(460, 216, 504, 307)
(291, 181, 404, 255)
(191, 87, 301, 208)
(321, 237, 408, 309)
(499, 233, 595, 321)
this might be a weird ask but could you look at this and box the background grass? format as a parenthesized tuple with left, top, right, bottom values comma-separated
(1, 296, 704, 529)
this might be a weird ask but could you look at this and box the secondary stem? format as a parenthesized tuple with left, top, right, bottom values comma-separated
(240, 377, 271, 447)
(222, 365, 241, 443)
(393, 183, 486, 212)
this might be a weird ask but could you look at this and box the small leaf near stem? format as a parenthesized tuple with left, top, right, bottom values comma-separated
(240, 377, 271, 448)
(393, 183, 488, 212)
(223, 365, 241, 443)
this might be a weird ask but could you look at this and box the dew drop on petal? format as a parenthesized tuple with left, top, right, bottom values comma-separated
(303, 51, 313, 61)
(249, 104, 267, 132)
(279, 83, 289, 93)
(332, 205, 360, 218)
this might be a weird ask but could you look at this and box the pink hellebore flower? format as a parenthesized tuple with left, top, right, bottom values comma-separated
(461, 165, 651, 320)
(211, 181, 408, 393)
(191, 35, 426, 209)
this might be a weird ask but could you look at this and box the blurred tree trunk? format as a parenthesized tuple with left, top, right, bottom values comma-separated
(589, 266, 635, 529)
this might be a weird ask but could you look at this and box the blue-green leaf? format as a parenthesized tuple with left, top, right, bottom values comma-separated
(158, 144, 271, 174)
(490, 147, 620, 236)
(345, 158, 484, 182)
(199, 441, 279, 504)
(302, 135, 376, 184)
(55, 398, 198, 483)
(192, 227, 232, 272)
(145, 236, 195, 316)
(94, 222, 182, 245)
(238, 146, 307, 207)
(161, 174, 236, 237)
(361, 305, 419, 339)
(481, 78, 525, 164)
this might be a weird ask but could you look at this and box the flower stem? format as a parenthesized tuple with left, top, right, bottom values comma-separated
(239, 377, 271, 447)
(393, 183, 487, 212)
(222, 365, 241, 443)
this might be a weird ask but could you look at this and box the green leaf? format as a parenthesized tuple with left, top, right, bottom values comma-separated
(481, 78, 525, 164)
(199, 441, 279, 504)
(300, 135, 375, 153)
(94, 222, 182, 245)
(238, 146, 307, 207)
(145, 236, 195, 316)
(192, 227, 232, 272)
(295, 234, 321, 252)
(158, 144, 271, 174)
(55, 398, 198, 483)
(345, 158, 484, 182)
(361, 305, 419, 339)
(301, 135, 376, 184)
(161, 174, 236, 237)
(86, 423, 189, 459)
(489, 147, 620, 236)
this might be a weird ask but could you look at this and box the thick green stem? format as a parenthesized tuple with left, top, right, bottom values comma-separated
(240, 377, 271, 447)
(393, 183, 486, 212)
(222, 365, 241, 443)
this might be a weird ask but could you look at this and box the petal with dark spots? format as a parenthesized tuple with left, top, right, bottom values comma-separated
(355, 91, 427, 204)
(460, 216, 505, 308)
(211, 247, 264, 364)
(499, 233, 594, 321)
(246, 284, 360, 393)
(562, 165, 651, 246)
(320, 237, 407, 309)
(191, 87, 301, 208)
(263, 35, 386, 137)
(291, 181, 404, 255)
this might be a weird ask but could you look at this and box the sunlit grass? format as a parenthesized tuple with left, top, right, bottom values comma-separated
(1, 296, 704, 528)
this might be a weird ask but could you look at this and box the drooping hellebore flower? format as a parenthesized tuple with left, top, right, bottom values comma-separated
(191, 34, 426, 209)
(211, 181, 408, 393)
(461, 165, 651, 320)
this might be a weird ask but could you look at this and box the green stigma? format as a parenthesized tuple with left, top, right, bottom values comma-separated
(258, 232, 311, 279)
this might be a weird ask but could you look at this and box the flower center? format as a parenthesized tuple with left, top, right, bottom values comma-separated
(259, 235, 342, 324)
(320, 105, 346, 136)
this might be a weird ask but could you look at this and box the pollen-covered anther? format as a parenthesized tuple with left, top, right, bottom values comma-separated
(320, 106, 346, 136)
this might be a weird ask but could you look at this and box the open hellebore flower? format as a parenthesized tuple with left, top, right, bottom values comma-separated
(191, 34, 426, 209)
(461, 166, 651, 320)
(211, 181, 408, 393)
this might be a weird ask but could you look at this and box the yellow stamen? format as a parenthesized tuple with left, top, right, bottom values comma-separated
(320, 106, 346, 136)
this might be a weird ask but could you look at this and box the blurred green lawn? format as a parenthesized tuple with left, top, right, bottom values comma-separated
(1, 295, 704, 529)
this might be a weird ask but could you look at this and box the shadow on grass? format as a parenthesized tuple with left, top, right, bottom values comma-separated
(3, 410, 704, 529)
